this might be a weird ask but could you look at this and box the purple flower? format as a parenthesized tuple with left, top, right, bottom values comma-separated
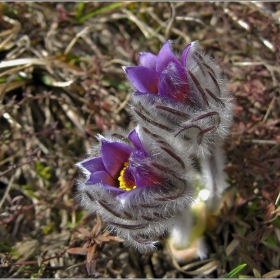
(124, 40, 191, 104)
(76, 127, 194, 251)
(79, 130, 153, 193)
(124, 41, 234, 157)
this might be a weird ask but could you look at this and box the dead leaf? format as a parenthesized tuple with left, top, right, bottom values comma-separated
(262, 270, 280, 278)
(67, 247, 88, 255)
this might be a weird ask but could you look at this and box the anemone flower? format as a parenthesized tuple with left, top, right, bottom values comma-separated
(76, 127, 194, 252)
(124, 40, 234, 158)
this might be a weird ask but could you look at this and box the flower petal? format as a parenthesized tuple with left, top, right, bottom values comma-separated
(139, 52, 157, 69)
(131, 165, 159, 188)
(180, 42, 191, 67)
(86, 170, 117, 187)
(124, 66, 159, 94)
(128, 129, 144, 151)
(101, 140, 135, 178)
(128, 151, 159, 188)
(156, 41, 181, 74)
(158, 62, 190, 103)
(81, 157, 105, 173)
(103, 184, 126, 194)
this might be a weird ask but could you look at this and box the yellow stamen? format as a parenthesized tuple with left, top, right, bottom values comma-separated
(118, 162, 136, 191)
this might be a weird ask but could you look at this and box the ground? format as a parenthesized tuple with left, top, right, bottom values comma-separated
(0, 2, 280, 278)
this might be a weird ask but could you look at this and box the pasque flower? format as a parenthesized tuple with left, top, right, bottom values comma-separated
(76, 127, 194, 252)
(124, 40, 234, 157)
(76, 41, 234, 256)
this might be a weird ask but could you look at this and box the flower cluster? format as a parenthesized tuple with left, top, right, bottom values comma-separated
(76, 41, 234, 252)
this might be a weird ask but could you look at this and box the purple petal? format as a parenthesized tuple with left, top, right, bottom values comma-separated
(86, 170, 117, 187)
(180, 42, 191, 67)
(116, 191, 131, 198)
(158, 62, 190, 103)
(101, 140, 135, 178)
(125, 66, 159, 94)
(81, 157, 105, 173)
(131, 166, 159, 188)
(139, 52, 157, 69)
(128, 151, 158, 188)
(128, 129, 144, 150)
(156, 41, 181, 74)
(103, 184, 126, 194)
(133, 91, 154, 97)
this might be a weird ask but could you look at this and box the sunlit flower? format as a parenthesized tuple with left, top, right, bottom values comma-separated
(124, 41, 234, 157)
(76, 127, 194, 252)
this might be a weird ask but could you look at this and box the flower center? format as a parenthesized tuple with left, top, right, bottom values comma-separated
(118, 162, 136, 191)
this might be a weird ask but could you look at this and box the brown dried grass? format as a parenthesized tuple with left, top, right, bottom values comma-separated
(0, 2, 279, 278)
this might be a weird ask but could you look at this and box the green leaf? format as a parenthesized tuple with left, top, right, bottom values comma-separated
(23, 190, 40, 200)
(225, 264, 247, 278)
(41, 222, 55, 235)
(102, 78, 129, 91)
(22, 184, 36, 191)
(262, 240, 280, 252)
(75, 2, 85, 20)
(0, 75, 24, 83)
(262, 234, 280, 252)
(273, 213, 280, 229)
(79, 2, 124, 23)
(247, 199, 259, 215)
(35, 162, 51, 180)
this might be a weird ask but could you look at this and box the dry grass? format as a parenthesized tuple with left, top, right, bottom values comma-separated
(0, 2, 280, 278)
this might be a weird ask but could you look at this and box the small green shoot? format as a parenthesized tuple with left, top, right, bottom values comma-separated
(78, 2, 124, 23)
(102, 78, 129, 91)
(35, 162, 51, 180)
(0, 76, 24, 83)
(225, 264, 247, 278)
(41, 222, 55, 235)
(75, 2, 84, 20)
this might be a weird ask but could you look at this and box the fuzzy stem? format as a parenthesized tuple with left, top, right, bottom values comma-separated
(200, 142, 228, 213)
(169, 210, 193, 249)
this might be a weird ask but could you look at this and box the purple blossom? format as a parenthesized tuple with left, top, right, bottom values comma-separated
(80, 130, 153, 193)
(124, 41, 191, 104)
(124, 41, 234, 157)
(76, 127, 194, 251)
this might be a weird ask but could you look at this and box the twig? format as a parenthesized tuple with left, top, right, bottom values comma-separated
(263, 95, 276, 123)
(176, 16, 205, 26)
(122, 9, 165, 43)
(251, 139, 278, 145)
(114, 92, 130, 114)
(0, 158, 36, 178)
(64, 26, 90, 56)
(0, 170, 18, 209)
(165, 3, 176, 40)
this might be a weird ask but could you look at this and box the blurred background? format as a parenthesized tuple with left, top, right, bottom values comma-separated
(0, 2, 279, 278)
